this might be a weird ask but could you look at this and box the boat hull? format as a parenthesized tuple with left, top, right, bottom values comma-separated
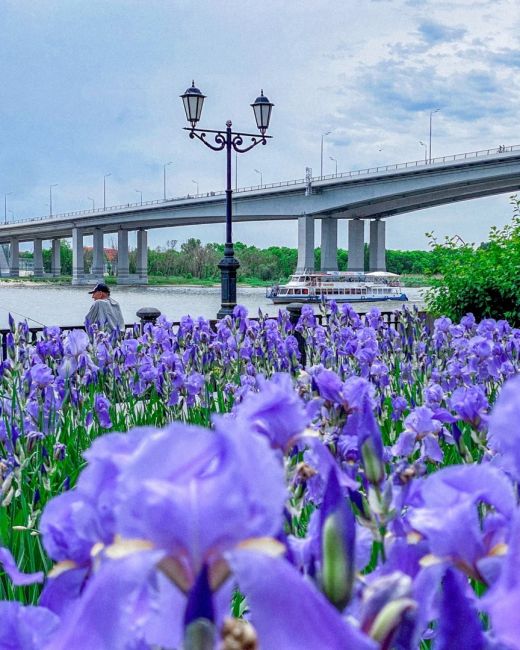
(270, 293, 408, 304)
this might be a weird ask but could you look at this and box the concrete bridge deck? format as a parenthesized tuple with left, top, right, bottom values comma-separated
(1, 144, 519, 281)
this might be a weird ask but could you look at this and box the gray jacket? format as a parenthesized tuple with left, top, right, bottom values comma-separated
(85, 297, 125, 332)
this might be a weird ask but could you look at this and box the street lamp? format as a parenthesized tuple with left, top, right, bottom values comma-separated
(320, 131, 331, 178)
(191, 179, 199, 195)
(254, 168, 263, 187)
(181, 81, 273, 318)
(103, 173, 111, 209)
(4, 192, 12, 225)
(429, 109, 440, 164)
(135, 189, 143, 205)
(163, 161, 173, 200)
(329, 156, 338, 176)
(419, 141, 428, 164)
(88, 196, 95, 210)
(49, 184, 58, 217)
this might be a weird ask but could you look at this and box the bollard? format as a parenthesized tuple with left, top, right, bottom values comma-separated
(136, 307, 161, 330)
(286, 302, 307, 367)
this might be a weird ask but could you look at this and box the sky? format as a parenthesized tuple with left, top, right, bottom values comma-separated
(0, 0, 519, 252)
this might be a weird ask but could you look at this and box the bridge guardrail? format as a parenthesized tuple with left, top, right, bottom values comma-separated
(3, 144, 520, 228)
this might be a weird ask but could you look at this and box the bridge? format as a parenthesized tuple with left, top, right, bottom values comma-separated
(1, 144, 519, 283)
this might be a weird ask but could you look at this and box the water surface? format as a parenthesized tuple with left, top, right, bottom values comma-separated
(0, 283, 425, 328)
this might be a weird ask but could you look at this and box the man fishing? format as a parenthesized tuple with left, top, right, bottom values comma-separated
(85, 282, 125, 333)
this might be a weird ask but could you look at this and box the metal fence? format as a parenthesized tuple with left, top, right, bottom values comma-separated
(0, 309, 433, 361)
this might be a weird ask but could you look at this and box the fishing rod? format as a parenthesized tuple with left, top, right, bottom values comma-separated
(0, 305, 46, 328)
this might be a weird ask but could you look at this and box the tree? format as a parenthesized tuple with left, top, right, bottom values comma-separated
(425, 199, 520, 324)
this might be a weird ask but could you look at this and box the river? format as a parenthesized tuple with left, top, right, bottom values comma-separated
(0, 283, 426, 328)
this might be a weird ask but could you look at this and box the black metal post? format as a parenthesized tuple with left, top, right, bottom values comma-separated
(286, 303, 307, 367)
(217, 121, 240, 319)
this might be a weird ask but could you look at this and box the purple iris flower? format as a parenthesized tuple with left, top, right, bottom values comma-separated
(487, 374, 520, 481)
(94, 394, 112, 429)
(0, 602, 59, 649)
(436, 568, 486, 650)
(64, 330, 89, 356)
(391, 395, 408, 421)
(408, 464, 515, 581)
(225, 372, 310, 451)
(0, 547, 43, 586)
(483, 512, 520, 649)
(449, 385, 489, 430)
(392, 406, 444, 463)
(228, 550, 376, 650)
(30, 363, 54, 388)
(44, 418, 287, 648)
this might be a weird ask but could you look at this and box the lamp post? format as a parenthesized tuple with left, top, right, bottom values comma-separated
(135, 189, 143, 205)
(419, 141, 428, 164)
(329, 156, 338, 176)
(429, 109, 440, 164)
(191, 179, 199, 195)
(88, 196, 95, 210)
(163, 161, 173, 200)
(181, 81, 274, 319)
(254, 168, 263, 187)
(49, 184, 58, 217)
(103, 173, 111, 209)
(4, 192, 12, 225)
(320, 131, 331, 178)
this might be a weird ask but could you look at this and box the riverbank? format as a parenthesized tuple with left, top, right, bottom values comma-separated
(0, 273, 437, 288)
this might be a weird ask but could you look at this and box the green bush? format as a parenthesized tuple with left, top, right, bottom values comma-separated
(425, 199, 520, 324)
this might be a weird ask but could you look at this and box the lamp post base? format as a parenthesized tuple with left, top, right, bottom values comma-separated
(217, 248, 240, 319)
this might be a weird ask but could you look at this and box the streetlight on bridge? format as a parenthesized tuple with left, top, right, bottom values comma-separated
(429, 108, 440, 164)
(135, 189, 143, 205)
(103, 173, 111, 210)
(181, 81, 274, 319)
(163, 161, 173, 200)
(320, 131, 331, 178)
(49, 184, 58, 217)
(88, 196, 95, 210)
(419, 141, 428, 164)
(191, 179, 199, 195)
(329, 156, 338, 176)
(4, 192, 12, 225)
(254, 168, 263, 187)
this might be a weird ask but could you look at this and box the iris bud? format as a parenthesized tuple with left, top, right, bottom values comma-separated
(361, 438, 385, 485)
(322, 512, 354, 610)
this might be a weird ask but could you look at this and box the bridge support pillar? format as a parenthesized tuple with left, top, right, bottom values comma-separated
(92, 228, 105, 280)
(51, 239, 61, 277)
(320, 218, 338, 271)
(296, 215, 314, 272)
(117, 230, 130, 284)
(33, 239, 44, 277)
(137, 229, 148, 283)
(9, 238, 19, 277)
(348, 219, 364, 271)
(369, 219, 386, 271)
(71, 227, 85, 285)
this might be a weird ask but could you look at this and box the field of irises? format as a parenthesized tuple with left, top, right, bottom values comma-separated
(0, 304, 519, 649)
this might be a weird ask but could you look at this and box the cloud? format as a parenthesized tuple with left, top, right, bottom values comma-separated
(417, 20, 467, 45)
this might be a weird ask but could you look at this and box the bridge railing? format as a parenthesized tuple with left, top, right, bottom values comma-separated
(3, 144, 520, 228)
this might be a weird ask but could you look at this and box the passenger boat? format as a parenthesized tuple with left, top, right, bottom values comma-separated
(266, 271, 408, 304)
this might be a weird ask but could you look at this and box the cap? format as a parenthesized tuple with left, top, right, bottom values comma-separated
(88, 282, 110, 295)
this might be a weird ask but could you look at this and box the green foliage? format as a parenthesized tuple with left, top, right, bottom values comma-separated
(42, 242, 73, 275)
(425, 199, 520, 324)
